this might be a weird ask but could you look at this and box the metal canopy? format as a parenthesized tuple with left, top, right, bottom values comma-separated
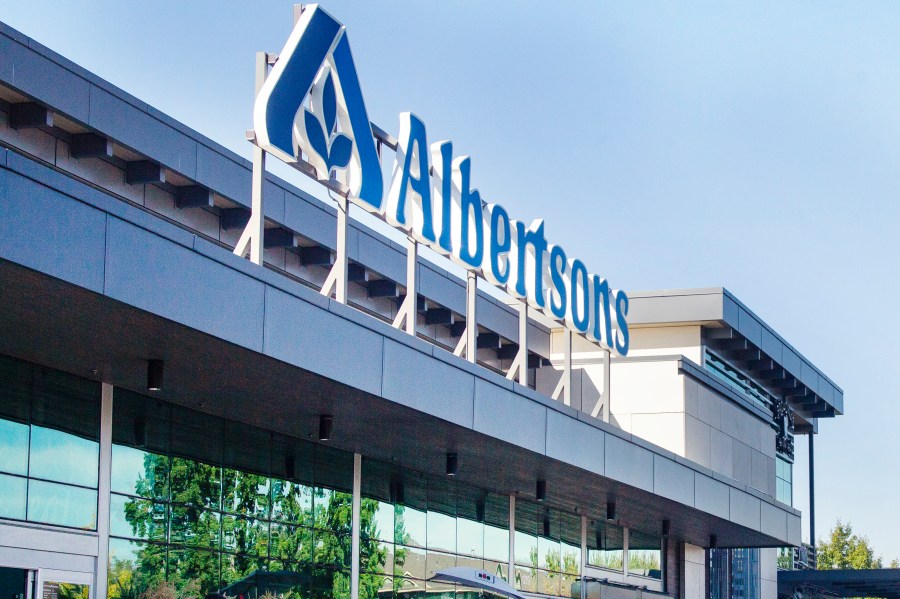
(430, 567, 526, 599)
(778, 569, 900, 599)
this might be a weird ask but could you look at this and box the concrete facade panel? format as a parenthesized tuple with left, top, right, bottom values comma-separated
(7, 37, 91, 124)
(195, 144, 251, 205)
(284, 192, 335, 249)
(89, 87, 197, 178)
(383, 339, 474, 428)
(474, 378, 545, 454)
(105, 218, 265, 350)
(653, 455, 695, 507)
(545, 410, 605, 476)
(0, 168, 106, 293)
(264, 287, 384, 397)
(605, 434, 654, 493)
(709, 429, 733, 478)
(631, 412, 685, 456)
(760, 501, 787, 540)
(685, 415, 711, 468)
(696, 385, 722, 431)
(786, 512, 802, 545)
(729, 487, 761, 530)
(732, 440, 752, 486)
(694, 474, 730, 520)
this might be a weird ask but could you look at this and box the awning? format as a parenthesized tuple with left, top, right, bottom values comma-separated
(429, 567, 528, 599)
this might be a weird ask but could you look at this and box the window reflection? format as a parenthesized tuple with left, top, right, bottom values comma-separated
(0, 419, 28, 475)
(0, 473, 27, 520)
(28, 479, 97, 529)
(588, 522, 624, 571)
(628, 529, 662, 579)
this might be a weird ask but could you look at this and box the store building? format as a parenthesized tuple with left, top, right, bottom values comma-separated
(0, 12, 842, 599)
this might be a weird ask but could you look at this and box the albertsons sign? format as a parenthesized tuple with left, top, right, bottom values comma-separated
(253, 5, 630, 356)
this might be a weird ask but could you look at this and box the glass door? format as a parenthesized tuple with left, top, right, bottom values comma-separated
(36, 570, 92, 599)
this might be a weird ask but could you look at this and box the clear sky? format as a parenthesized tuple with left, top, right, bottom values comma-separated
(3, 1, 898, 561)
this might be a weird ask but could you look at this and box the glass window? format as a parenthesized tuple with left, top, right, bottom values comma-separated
(111, 445, 168, 500)
(110, 494, 166, 541)
(776, 456, 792, 506)
(28, 479, 97, 529)
(588, 522, 624, 571)
(0, 419, 28, 475)
(0, 473, 27, 519)
(628, 529, 661, 579)
(29, 425, 99, 487)
(272, 478, 313, 526)
(170, 457, 221, 511)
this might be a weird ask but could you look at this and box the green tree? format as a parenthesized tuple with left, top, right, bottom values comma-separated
(890, 558, 899, 569)
(817, 520, 883, 570)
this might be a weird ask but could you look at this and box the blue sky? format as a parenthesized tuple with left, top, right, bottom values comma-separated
(3, 1, 898, 560)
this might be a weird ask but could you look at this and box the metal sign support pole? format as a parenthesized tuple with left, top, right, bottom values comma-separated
(507, 302, 528, 384)
(452, 271, 478, 362)
(234, 52, 269, 265)
(321, 194, 349, 303)
(552, 329, 572, 405)
(392, 236, 418, 334)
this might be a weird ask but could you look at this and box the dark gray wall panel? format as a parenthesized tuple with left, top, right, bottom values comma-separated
(264, 286, 383, 397)
(104, 218, 264, 350)
(195, 145, 251, 206)
(546, 410, 605, 476)
(694, 474, 729, 520)
(760, 501, 787, 540)
(284, 191, 336, 249)
(729, 487, 761, 530)
(0, 168, 106, 293)
(382, 339, 474, 428)
(653, 455, 695, 507)
(605, 434, 653, 493)
(474, 378, 546, 455)
(5, 35, 90, 124)
(738, 308, 763, 347)
(89, 87, 198, 178)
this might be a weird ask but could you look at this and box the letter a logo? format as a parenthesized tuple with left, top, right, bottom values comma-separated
(253, 5, 383, 211)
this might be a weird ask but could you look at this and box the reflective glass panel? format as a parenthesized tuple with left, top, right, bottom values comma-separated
(169, 505, 220, 550)
(0, 473, 26, 519)
(514, 530, 537, 567)
(394, 544, 426, 580)
(365, 499, 394, 543)
(484, 525, 510, 563)
(110, 494, 166, 541)
(221, 514, 268, 556)
(310, 568, 351, 599)
(457, 516, 483, 557)
(170, 457, 221, 510)
(270, 521, 311, 564)
(427, 509, 456, 553)
(29, 425, 99, 487)
(220, 553, 268, 589)
(28, 479, 97, 529)
(538, 569, 560, 597)
(628, 529, 661, 579)
(271, 478, 313, 526)
(425, 550, 456, 580)
(108, 538, 166, 598)
(361, 538, 392, 575)
(0, 419, 28, 475)
(167, 547, 222, 596)
(222, 469, 270, 518)
(395, 505, 426, 548)
(561, 542, 582, 576)
(538, 535, 561, 571)
(515, 565, 537, 593)
(111, 445, 168, 499)
(588, 523, 624, 571)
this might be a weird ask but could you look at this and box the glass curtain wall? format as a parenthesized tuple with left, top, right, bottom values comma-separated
(586, 522, 624, 571)
(0, 354, 100, 530)
(108, 389, 356, 599)
(360, 457, 510, 599)
(513, 500, 581, 597)
(627, 529, 662, 579)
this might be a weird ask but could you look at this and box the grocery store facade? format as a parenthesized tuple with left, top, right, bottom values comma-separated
(0, 10, 842, 599)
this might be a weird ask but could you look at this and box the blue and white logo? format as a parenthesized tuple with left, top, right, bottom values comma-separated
(253, 4, 383, 211)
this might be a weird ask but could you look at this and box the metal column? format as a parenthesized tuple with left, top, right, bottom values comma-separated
(351, 453, 362, 599)
(96, 383, 113, 599)
(809, 432, 816, 545)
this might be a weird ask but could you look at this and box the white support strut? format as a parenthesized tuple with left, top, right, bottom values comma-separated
(552, 328, 572, 405)
(320, 193, 349, 303)
(454, 271, 478, 362)
(234, 51, 269, 266)
(506, 301, 528, 384)
(392, 237, 418, 334)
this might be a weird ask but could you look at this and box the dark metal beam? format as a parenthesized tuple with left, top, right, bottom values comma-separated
(297, 245, 333, 266)
(424, 308, 453, 326)
(220, 208, 250, 231)
(497, 344, 518, 360)
(367, 279, 398, 298)
(477, 332, 501, 350)
(449, 321, 466, 337)
(175, 185, 213, 209)
(9, 102, 52, 130)
(348, 263, 368, 283)
(70, 133, 112, 159)
(263, 228, 295, 249)
(125, 160, 165, 184)
(396, 294, 426, 312)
